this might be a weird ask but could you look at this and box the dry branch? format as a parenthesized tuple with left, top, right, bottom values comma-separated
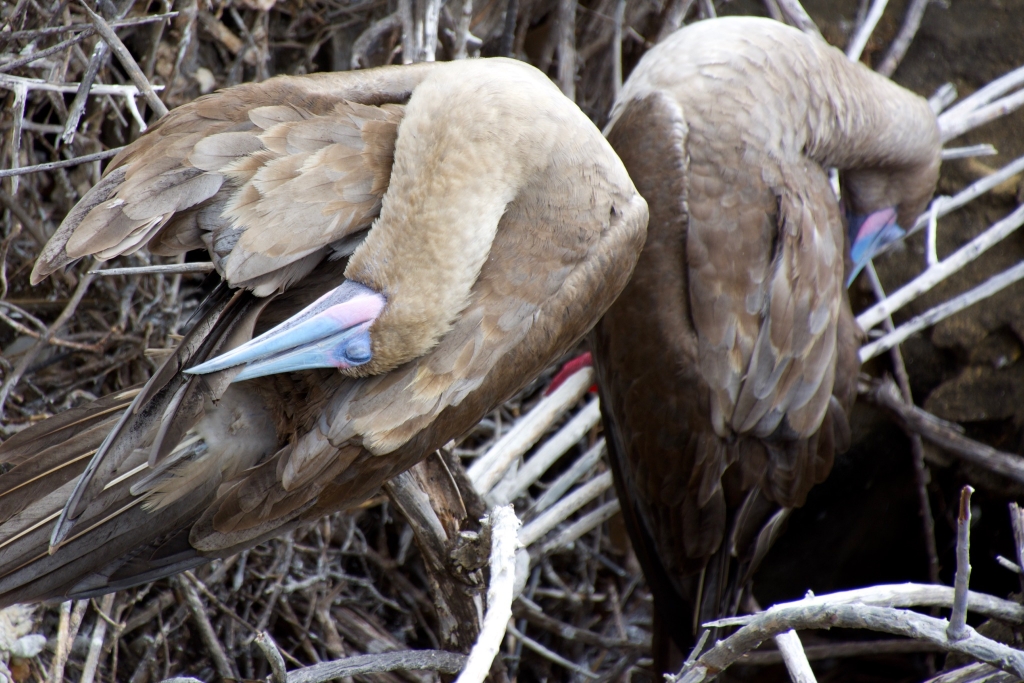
(454, 506, 519, 683)
(863, 376, 1024, 487)
(684, 602, 1024, 682)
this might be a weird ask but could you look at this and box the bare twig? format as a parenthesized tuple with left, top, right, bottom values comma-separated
(709, 582, 1024, 626)
(555, 0, 576, 100)
(527, 438, 605, 517)
(739, 638, 945, 665)
(611, 0, 625, 98)
(175, 575, 237, 681)
(655, 0, 695, 43)
(48, 600, 89, 683)
(0, 186, 48, 245)
(454, 506, 520, 683)
(489, 398, 601, 506)
(0, 265, 99, 425)
(947, 486, 974, 642)
(925, 662, 1019, 683)
(513, 596, 646, 650)
(422, 0, 442, 61)
(773, 630, 817, 683)
(865, 263, 940, 584)
(930, 83, 959, 114)
(536, 499, 619, 557)
(351, 12, 401, 69)
(774, 0, 821, 36)
(91, 262, 216, 276)
(941, 64, 1024, 124)
(863, 376, 1024, 487)
(452, 0, 474, 59)
(846, 0, 889, 63)
(255, 632, 288, 683)
(1009, 504, 1024, 594)
(519, 471, 613, 547)
(682, 603, 1024, 682)
(80, 594, 116, 683)
(858, 203, 1024, 333)
(468, 367, 593, 494)
(286, 651, 466, 683)
(0, 146, 124, 178)
(860, 259, 1024, 362)
(499, 0, 518, 57)
(877, 0, 931, 76)
(0, 32, 95, 73)
(80, 2, 169, 117)
(62, 0, 134, 144)
(940, 89, 1024, 143)
(507, 623, 599, 679)
(942, 144, 998, 160)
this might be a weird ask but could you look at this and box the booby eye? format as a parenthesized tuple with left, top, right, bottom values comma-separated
(345, 338, 372, 364)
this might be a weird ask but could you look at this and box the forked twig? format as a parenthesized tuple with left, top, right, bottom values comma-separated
(80, 2, 168, 117)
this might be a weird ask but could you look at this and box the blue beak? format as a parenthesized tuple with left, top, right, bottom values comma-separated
(186, 280, 385, 381)
(847, 207, 904, 287)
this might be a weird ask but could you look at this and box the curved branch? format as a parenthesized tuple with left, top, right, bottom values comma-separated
(675, 603, 1024, 682)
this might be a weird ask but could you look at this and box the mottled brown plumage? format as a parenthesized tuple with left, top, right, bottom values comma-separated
(590, 17, 940, 652)
(0, 58, 647, 606)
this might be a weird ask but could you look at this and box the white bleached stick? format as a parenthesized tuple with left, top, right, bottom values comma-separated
(845, 0, 889, 62)
(488, 398, 601, 506)
(518, 471, 613, 547)
(941, 144, 997, 160)
(774, 630, 817, 683)
(528, 438, 606, 517)
(467, 368, 593, 494)
(454, 506, 520, 683)
(860, 259, 1024, 362)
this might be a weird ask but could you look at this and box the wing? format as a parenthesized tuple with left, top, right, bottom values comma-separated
(685, 113, 848, 505)
(31, 65, 439, 296)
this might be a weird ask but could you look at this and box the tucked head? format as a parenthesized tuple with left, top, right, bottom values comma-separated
(186, 280, 385, 380)
(842, 149, 941, 286)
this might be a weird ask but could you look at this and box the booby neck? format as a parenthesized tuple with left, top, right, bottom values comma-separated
(344, 59, 578, 375)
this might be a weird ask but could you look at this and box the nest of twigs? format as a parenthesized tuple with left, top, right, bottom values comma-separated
(5, 1, 1024, 683)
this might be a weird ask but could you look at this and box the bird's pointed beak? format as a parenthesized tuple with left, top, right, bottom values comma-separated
(186, 280, 385, 381)
(846, 206, 904, 287)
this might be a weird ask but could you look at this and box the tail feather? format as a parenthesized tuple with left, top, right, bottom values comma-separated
(0, 461, 223, 607)
(54, 282, 260, 543)
(0, 417, 119, 527)
(0, 387, 140, 467)
(0, 280, 286, 607)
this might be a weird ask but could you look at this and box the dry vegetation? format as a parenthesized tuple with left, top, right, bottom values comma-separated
(4, 0, 1024, 682)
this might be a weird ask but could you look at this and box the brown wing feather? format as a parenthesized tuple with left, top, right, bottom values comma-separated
(592, 92, 704, 651)
(30, 67, 435, 291)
